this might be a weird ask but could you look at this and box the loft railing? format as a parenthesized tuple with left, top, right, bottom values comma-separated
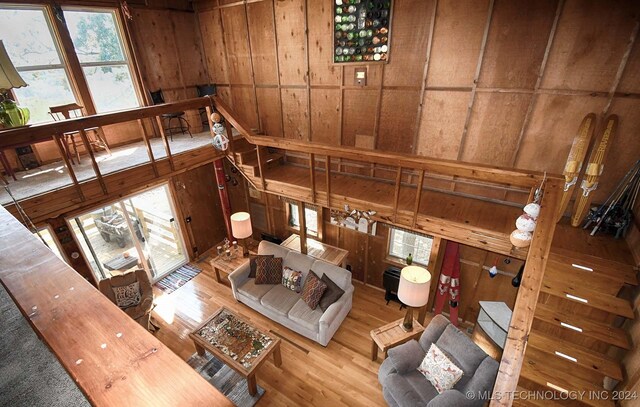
(211, 95, 563, 406)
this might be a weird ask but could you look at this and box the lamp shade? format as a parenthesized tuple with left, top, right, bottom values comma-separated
(398, 265, 431, 307)
(0, 41, 27, 90)
(230, 212, 252, 239)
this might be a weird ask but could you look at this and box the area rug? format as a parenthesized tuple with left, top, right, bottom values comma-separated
(187, 352, 265, 407)
(154, 264, 202, 294)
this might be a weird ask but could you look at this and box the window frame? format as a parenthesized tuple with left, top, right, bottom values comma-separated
(62, 6, 143, 112)
(34, 225, 69, 263)
(386, 227, 433, 267)
(286, 201, 321, 239)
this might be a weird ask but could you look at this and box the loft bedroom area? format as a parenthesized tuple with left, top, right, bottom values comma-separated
(0, 1, 639, 407)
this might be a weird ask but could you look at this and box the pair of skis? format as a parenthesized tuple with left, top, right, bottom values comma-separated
(556, 113, 618, 226)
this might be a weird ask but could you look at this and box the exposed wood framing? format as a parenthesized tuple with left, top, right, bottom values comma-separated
(242, 1, 262, 130)
(271, 0, 285, 136)
(78, 129, 107, 195)
(256, 146, 267, 191)
(456, 0, 495, 161)
(53, 135, 84, 201)
(326, 155, 331, 207)
(309, 153, 316, 203)
(155, 116, 175, 171)
(138, 119, 159, 177)
(510, 0, 564, 167)
(602, 19, 640, 116)
(297, 199, 307, 254)
(392, 166, 402, 222)
(412, 169, 425, 228)
(303, 0, 311, 142)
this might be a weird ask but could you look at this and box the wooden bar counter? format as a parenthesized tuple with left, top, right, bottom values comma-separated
(0, 206, 231, 406)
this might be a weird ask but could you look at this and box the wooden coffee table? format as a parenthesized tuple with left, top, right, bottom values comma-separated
(189, 307, 281, 396)
(370, 318, 425, 361)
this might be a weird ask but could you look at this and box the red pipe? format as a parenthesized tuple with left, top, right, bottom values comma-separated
(214, 158, 233, 241)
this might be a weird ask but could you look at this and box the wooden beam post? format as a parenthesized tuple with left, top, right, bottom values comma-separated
(53, 135, 84, 201)
(309, 153, 316, 203)
(155, 116, 175, 171)
(78, 129, 107, 195)
(297, 200, 308, 254)
(393, 166, 402, 222)
(489, 180, 562, 406)
(256, 146, 267, 191)
(326, 155, 332, 208)
(138, 119, 158, 177)
(412, 170, 425, 228)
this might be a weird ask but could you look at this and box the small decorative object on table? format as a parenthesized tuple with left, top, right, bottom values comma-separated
(405, 253, 412, 265)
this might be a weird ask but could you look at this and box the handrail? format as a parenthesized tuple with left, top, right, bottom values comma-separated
(211, 96, 562, 189)
(0, 97, 212, 149)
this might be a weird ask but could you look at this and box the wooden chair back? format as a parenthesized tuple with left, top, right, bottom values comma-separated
(49, 103, 85, 121)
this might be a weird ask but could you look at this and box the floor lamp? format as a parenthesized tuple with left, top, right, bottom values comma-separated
(398, 265, 431, 332)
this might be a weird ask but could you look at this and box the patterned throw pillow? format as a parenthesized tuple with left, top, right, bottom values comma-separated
(255, 256, 283, 285)
(249, 254, 274, 278)
(111, 282, 141, 309)
(301, 271, 327, 310)
(282, 267, 303, 292)
(417, 343, 464, 394)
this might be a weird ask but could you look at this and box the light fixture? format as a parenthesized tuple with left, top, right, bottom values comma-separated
(397, 265, 431, 332)
(0, 40, 30, 128)
(230, 212, 252, 257)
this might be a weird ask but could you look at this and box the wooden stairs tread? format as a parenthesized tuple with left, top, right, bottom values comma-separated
(544, 258, 624, 295)
(527, 332, 624, 380)
(548, 250, 638, 286)
(534, 303, 631, 350)
(520, 350, 614, 407)
(513, 388, 565, 407)
(547, 253, 638, 285)
(540, 273, 634, 318)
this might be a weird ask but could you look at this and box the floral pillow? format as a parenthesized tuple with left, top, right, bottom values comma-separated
(112, 282, 141, 309)
(282, 267, 303, 293)
(417, 343, 464, 394)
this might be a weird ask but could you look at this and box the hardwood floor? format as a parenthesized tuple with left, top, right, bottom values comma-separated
(151, 256, 408, 406)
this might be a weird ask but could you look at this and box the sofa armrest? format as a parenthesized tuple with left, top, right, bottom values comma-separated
(319, 285, 353, 327)
(228, 262, 251, 300)
(427, 389, 476, 407)
(387, 339, 425, 374)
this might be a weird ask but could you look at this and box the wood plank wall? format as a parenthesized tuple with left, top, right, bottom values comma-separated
(195, 0, 640, 205)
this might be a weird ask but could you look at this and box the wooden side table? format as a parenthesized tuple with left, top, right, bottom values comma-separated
(210, 239, 258, 285)
(370, 318, 425, 361)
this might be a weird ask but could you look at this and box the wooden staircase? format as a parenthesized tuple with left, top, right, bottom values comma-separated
(515, 249, 638, 407)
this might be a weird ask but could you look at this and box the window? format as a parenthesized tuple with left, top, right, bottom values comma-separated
(65, 9, 139, 112)
(288, 202, 319, 237)
(33, 226, 66, 262)
(388, 227, 433, 266)
(0, 6, 76, 123)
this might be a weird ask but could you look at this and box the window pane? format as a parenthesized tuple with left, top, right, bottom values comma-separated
(82, 65, 138, 112)
(388, 228, 432, 266)
(65, 10, 125, 63)
(305, 207, 318, 235)
(289, 203, 300, 228)
(34, 227, 65, 262)
(13, 69, 76, 123)
(0, 8, 61, 67)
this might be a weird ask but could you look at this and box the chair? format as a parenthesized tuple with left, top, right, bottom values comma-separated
(98, 268, 154, 330)
(378, 314, 499, 407)
(49, 103, 111, 165)
(196, 84, 217, 129)
(150, 89, 192, 141)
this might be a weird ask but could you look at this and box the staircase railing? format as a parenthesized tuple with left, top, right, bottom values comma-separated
(211, 95, 564, 406)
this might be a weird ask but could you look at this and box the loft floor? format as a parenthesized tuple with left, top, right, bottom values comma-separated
(151, 255, 414, 406)
(1, 131, 211, 205)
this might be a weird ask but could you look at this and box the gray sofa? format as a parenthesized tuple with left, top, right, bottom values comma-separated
(378, 314, 499, 407)
(228, 241, 354, 346)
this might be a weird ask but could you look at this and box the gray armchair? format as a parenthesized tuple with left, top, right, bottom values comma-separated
(378, 314, 499, 407)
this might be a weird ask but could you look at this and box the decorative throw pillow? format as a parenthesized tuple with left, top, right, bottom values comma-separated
(318, 272, 345, 312)
(248, 254, 274, 278)
(112, 282, 141, 309)
(417, 343, 464, 394)
(301, 271, 327, 310)
(255, 256, 283, 285)
(282, 267, 303, 293)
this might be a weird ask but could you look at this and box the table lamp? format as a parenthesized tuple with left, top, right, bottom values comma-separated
(398, 265, 431, 332)
(230, 212, 252, 257)
(0, 40, 30, 128)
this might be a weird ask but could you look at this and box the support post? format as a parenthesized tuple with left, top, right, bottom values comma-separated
(309, 153, 316, 203)
(214, 159, 234, 241)
(297, 200, 307, 254)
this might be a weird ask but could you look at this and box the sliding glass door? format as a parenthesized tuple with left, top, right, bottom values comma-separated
(69, 184, 187, 283)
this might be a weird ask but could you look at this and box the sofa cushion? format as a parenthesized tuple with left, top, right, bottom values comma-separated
(255, 256, 283, 285)
(238, 279, 274, 302)
(418, 343, 464, 394)
(384, 371, 439, 406)
(258, 240, 290, 259)
(249, 254, 274, 278)
(284, 251, 316, 281)
(260, 285, 300, 316)
(387, 339, 424, 374)
(301, 271, 327, 310)
(318, 273, 345, 311)
(436, 325, 487, 377)
(288, 299, 323, 332)
(282, 267, 303, 293)
(311, 260, 351, 290)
